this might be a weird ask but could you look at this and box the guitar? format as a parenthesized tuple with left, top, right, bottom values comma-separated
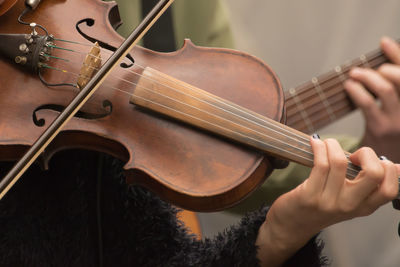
(285, 45, 388, 133)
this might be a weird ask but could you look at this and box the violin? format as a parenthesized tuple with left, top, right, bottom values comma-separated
(1, 0, 399, 211)
(0, 0, 286, 211)
(0, 0, 17, 16)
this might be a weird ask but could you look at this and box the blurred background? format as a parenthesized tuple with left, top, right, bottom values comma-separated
(196, 1, 400, 266)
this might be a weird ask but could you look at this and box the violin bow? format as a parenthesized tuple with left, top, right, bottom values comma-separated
(0, 0, 175, 200)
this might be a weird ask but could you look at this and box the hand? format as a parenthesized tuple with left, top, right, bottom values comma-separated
(344, 36, 400, 162)
(256, 137, 399, 267)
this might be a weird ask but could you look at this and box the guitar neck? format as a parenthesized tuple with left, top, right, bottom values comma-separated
(284, 46, 389, 134)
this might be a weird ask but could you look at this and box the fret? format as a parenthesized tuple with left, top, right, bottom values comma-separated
(311, 77, 336, 122)
(288, 87, 315, 133)
(287, 92, 350, 132)
(285, 46, 390, 133)
(334, 65, 347, 83)
(359, 54, 372, 68)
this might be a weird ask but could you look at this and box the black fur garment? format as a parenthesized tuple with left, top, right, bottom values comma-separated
(0, 150, 327, 266)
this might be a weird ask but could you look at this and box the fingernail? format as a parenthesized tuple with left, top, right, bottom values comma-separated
(312, 133, 320, 139)
(379, 155, 389, 161)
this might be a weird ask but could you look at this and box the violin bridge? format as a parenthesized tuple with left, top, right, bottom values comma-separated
(77, 42, 101, 89)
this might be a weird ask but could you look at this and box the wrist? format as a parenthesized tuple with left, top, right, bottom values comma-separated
(256, 209, 316, 266)
(256, 221, 305, 266)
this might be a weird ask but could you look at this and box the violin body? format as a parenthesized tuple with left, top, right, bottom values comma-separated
(0, 0, 284, 211)
(0, 0, 17, 16)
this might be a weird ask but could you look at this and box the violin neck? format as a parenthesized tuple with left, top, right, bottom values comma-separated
(285, 45, 389, 133)
(130, 67, 359, 179)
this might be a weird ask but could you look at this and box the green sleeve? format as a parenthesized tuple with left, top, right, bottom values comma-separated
(172, 0, 234, 48)
(109, 0, 141, 39)
(109, 0, 234, 49)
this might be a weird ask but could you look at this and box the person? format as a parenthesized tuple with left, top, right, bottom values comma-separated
(0, 1, 399, 266)
(230, 36, 400, 210)
(345, 36, 400, 163)
(113, 1, 400, 265)
(2, 133, 398, 266)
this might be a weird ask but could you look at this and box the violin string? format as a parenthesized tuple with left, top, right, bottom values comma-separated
(118, 65, 357, 177)
(67, 46, 316, 147)
(52, 40, 353, 156)
(42, 63, 361, 177)
(53, 37, 385, 120)
(45, 50, 361, 177)
(53, 39, 132, 64)
(42, 60, 316, 158)
(131, 93, 360, 179)
(48, 43, 90, 56)
(41, 63, 135, 96)
(53, 38, 94, 46)
(44, 54, 71, 62)
(137, 93, 315, 161)
(119, 72, 360, 176)
(51, 40, 299, 143)
(127, 77, 361, 177)
(44, 53, 358, 139)
(42, 74, 361, 178)
(47, 43, 312, 145)
(48, 39, 361, 175)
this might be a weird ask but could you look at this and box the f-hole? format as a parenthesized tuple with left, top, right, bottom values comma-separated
(76, 18, 135, 68)
(33, 100, 113, 127)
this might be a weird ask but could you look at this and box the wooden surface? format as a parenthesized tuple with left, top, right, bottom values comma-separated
(177, 210, 202, 239)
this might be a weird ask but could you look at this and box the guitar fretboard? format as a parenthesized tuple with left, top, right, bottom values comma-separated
(285, 47, 388, 133)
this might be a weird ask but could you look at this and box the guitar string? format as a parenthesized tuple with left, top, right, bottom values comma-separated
(284, 54, 386, 127)
(285, 49, 385, 108)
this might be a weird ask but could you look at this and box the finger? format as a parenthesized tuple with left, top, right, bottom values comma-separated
(380, 36, 400, 65)
(347, 67, 399, 113)
(305, 135, 329, 195)
(344, 79, 383, 124)
(396, 163, 400, 174)
(348, 147, 385, 199)
(321, 139, 347, 200)
(378, 64, 400, 91)
(364, 159, 399, 210)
